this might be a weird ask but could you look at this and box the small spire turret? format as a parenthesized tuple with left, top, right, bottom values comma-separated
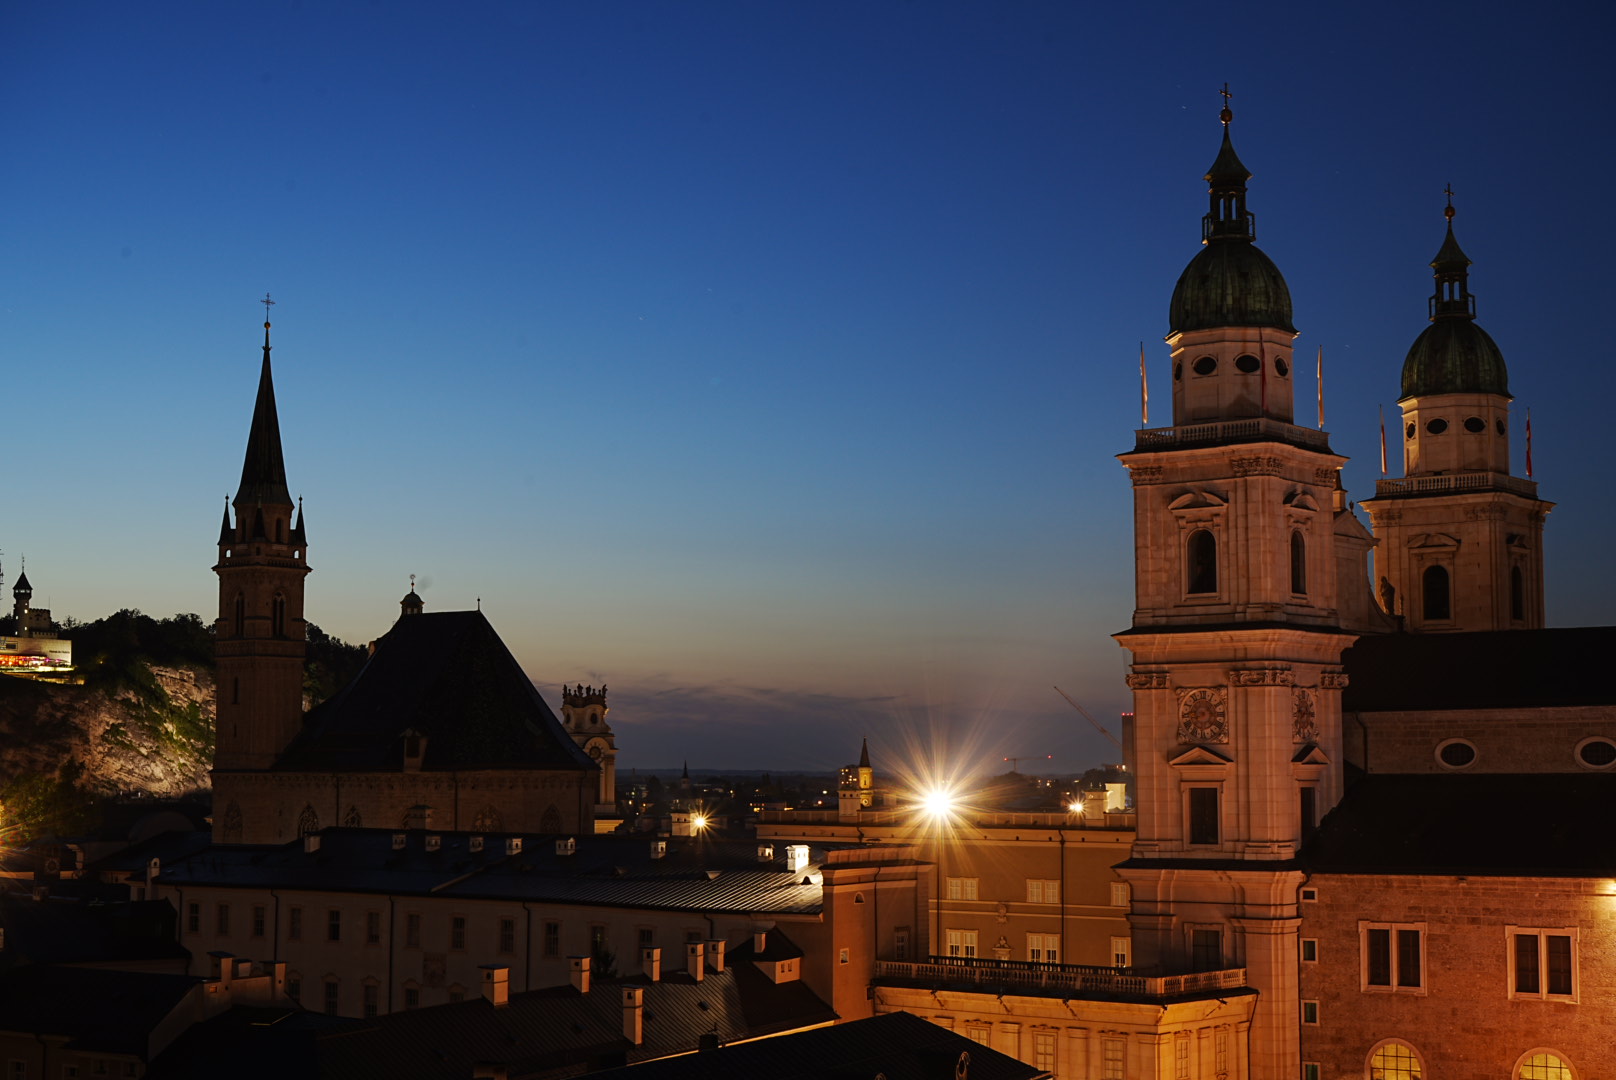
(1429, 186, 1476, 321)
(1202, 85, 1255, 244)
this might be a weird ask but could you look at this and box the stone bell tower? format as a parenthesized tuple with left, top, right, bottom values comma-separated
(1359, 195, 1551, 631)
(562, 683, 617, 814)
(213, 304, 310, 771)
(1113, 98, 1354, 1080)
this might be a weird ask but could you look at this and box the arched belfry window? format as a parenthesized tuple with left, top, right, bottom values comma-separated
(1422, 565, 1451, 622)
(1290, 531, 1307, 595)
(1187, 529, 1218, 595)
(272, 593, 287, 638)
(233, 593, 245, 637)
(1511, 565, 1525, 622)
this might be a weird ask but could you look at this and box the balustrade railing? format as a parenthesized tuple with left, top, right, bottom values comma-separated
(874, 956, 1247, 999)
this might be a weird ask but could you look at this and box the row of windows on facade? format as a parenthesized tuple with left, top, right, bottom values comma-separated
(1303, 923, 1579, 1000)
(1183, 784, 1319, 846)
(1404, 414, 1507, 439)
(1175, 354, 1292, 379)
(943, 878, 1129, 905)
(938, 1021, 1227, 1080)
(1436, 734, 1616, 771)
(1184, 528, 1309, 597)
(228, 592, 290, 638)
(185, 902, 706, 959)
(942, 930, 1132, 967)
(1418, 562, 1529, 623)
(1305, 1043, 1578, 1080)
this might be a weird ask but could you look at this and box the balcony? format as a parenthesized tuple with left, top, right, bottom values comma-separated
(874, 956, 1248, 1001)
(1133, 418, 1331, 453)
(1372, 471, 1537, 498)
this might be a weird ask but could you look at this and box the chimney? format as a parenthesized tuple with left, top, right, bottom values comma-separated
(146, 858, 160, 892)
(425, 835, 441, 853)
(753, 929, 767, 954)
(505, 838, 523, 856)
(569, 956, 591, 994)
(685, 942, 705, 983)
(392, 833, 407, 851)
(480, 964, 510, 1008)
(268, 961, 287, 995)
(470, 836, 484, 854)
(786, 844, 809, 872)
(641, 947, 661, 982)
(698, 1032, 720, 1052)
(211, 951, 236, 989)
(649, 840, 667, 859)
(621, 986, 644, 1045)
(303, 834, 321, 854)
(556, 837, 576, 856)
(705, 938, 726, 973)
(404, 804, 431, 830)
(756, 843, 774, 863)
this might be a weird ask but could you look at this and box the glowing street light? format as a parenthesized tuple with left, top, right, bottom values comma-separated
(691, 813, 709, 832)
(920, 787, 958, 821)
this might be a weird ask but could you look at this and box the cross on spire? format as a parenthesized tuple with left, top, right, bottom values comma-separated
(1443, 183, 1456, 221)
(1219, 82, 1233, 126)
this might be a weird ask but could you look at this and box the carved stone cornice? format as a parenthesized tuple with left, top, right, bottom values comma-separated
(1465, 505, 1508, 521)
(1230, 456, 1285, 477)
(1319, 671, 1349, 690)
(1129, 465, 1164, 486)
(1125, 672, 1169, 690)
(1314, 467, 1337, 485)
(1227, 667, 1295, 686)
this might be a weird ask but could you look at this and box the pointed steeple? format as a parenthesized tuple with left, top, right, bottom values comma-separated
(217, 496, 234, 546)
(235, 314, 293, 510)
(291, 496, 308, 547)
(858, 737, 871, 769)
(1429, 187, 1476, 321)
(1202, 87, 1255, 244)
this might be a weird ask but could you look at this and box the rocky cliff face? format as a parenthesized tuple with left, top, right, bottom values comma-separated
(0, 666, 214, 797)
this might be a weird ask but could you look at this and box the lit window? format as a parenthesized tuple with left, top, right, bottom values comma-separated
(1102, 1037, 1125, 1080)
(1362, 923, 1425, 992)
(1508, 927, 1577, 1001)
(1110, 935, 1131, 968)
(1027, 933, 1059, 963)
(1026, 879, 1059, 904)
(945, 929, 978, 958)
(966, 1025, 990, 1046)
(1035, 1032, 1057, 1074)
(1517, 1051, 1575, 1080)
(1175, 1032, 1190, 1079)
(1367, 1040, 1422, 1080)
(946, 878, 979, 901)
(1109, 882, 1130, 908)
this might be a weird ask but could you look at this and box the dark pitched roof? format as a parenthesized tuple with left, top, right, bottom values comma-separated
(1305, 773, 1616, 876)
(149, 969, 835, 1080)
(1342, 627, 1616, 712)
(580, 1011, 1049, 1080)
(0, 967, 200, 1055)
(0, 897, 188, 969)
(278, 611, 596, 772)
(234, 338, 293, 509)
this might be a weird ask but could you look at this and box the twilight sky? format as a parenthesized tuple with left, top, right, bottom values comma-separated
(2, 3, 1612, 776)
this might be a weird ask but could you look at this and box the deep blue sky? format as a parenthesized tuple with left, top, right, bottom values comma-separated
(2, 3, 1611, 775)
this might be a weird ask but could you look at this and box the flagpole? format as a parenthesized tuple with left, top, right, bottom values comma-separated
(1379, 405, 1388, 477)
(1316, 346, 1325, 429)
(1139, 342, 1149, 427)
(1526, 407, 1534, 478)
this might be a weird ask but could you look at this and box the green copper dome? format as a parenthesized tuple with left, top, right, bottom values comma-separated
(1169, 241, 1295, 334)
(1400, 318, 1509, 400)
(1398, 210, 1509, 400)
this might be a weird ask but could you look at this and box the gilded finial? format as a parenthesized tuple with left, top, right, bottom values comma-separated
(409, 573, 416, 591)
(261, 292, 275, 329)
(1219, 82, 1233, 126)
(1443, 183, 1456, 222)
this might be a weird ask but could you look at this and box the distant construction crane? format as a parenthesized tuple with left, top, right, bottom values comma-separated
(1053, 686, 1124, 752)
(1001, 754, 1053, 773)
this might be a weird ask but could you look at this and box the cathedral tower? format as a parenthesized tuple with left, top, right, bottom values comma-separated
(1115, 100, 1354, 1080)
(213, 310, 310, 771)
(561, 683, 617, 813)
(1359, 198, 1551, 630)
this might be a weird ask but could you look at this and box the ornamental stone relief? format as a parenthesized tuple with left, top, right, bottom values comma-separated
(1465, 505, 1508, 521)
(1292, 688, 1319, 743)
(1228, 666, 1295, 686)
(1130, 465, 1164, 486)
(1314, 467, 1337, 485)
(1231, 456, 1285, 477)
(1319, 671, 1350, 689)
(1125, 672, 1170, 689)
(1176, 686, 1228, 744)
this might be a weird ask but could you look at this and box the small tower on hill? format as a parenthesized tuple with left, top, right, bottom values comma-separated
(213, 305, 311, 771)
(1359, 195, 1552, 631)
(562, 683, 617, 815)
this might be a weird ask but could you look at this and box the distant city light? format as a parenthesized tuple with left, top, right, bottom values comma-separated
(1067, 801, 1084, 815)
(691, 814, 709, 831)
(920, 788, 957, 820)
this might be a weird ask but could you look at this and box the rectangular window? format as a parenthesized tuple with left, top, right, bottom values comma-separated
(1508, 926, 1577, 1000)
(500, 918, 518, 955)
(1188, 786, 1219, 845)
(287, 976, 301, 1002)
(1027, 933, 1059, 963)
(1026, 879, 1060, 904)
(1034, 1032, 1057, 1074)
(965, 1025, 990, 1046)
(636, 927, 653, 952)
(450, 916, 467, 951)
(1175, 1033, 1190, 1080)
(1303, 1065, 1321, 1080)
(362, 982, 378, 1019)
(1301, 1000, 1319, 1025)
(403, 986, 420, 1010)
(1109, 882, 1130, 908)
(187, 903, 199, 934)
(327, 909, 341, 943)
(893, 927, 911, 960)
(945, 929, 978, 958)
(1191, 928, 1222, 972)
(1300, 786, 1317, 839)
(1301, 938, 1318, 963)
(366, 911, 381, 946)
(288, 907, 303, 941)
(1110, 935, 1132, 968)
(323, 980, 339, 1016)
(946, 877, 979, 901)
(405, 913, 421, 949)
(1362, 922, 1425, 992)
(1300, 888, 1318, 902)
(1102, 1037, 1125, 1080)
(251, 905, 266, 939)
(543, 920, 561, 958)
(216, 903, 231, 935)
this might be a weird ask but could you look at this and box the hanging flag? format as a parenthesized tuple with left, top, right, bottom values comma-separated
(1526, 408, 1534, 478)
(1316, 346, 1325, 429)
(1379, 405, 1388, 476)
(1139, 342, 1149, 426)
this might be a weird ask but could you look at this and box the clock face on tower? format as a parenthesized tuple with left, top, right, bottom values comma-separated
(1177, 687, 1228, 744)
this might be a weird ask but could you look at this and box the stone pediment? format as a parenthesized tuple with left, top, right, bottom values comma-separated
(1168, 744, 1233, 767)
(1168, 490, 1229, 511)
(1291, 743, 1331, 765)
(1282, 491, 1320, 512)
(1409, 532, 1460, 549)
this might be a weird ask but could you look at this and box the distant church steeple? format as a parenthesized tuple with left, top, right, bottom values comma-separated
(213, 298, 312, 775)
